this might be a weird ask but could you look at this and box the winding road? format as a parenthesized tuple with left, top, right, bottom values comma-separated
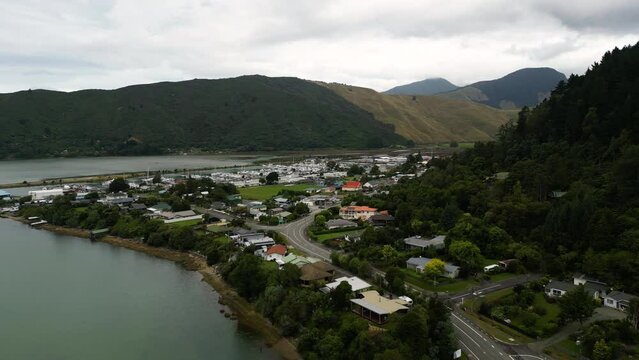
(246, 210, 550, 360)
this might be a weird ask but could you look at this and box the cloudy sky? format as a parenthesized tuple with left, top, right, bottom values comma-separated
(1, 0, 638, 93)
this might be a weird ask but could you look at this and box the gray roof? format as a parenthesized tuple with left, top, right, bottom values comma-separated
(403, 235, 446, 248)
(406, 257, 459, 273)
(545, 280, 576, 292)
(327, 219, 357, 227)
(605, 291, 638, 303)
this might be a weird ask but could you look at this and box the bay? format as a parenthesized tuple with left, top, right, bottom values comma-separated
(0, 218, 278, 360)
(0, 155, 271, 184)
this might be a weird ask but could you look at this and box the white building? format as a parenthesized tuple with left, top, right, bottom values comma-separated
(29, 188, 64, 201)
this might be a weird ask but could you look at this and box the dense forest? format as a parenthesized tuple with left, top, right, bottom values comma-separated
(0, 76, 406, 159)
(348, 42, 639, 292)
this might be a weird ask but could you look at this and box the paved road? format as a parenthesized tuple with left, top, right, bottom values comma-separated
(249, 211, 549, 360)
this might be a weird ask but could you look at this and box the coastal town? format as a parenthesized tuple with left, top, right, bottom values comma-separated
(2, 149, 637, 360)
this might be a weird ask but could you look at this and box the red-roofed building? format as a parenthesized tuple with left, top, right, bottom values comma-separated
(265, 244, 288, 262)
(342, 181, 362, 192)
(339, 205, 378, 220)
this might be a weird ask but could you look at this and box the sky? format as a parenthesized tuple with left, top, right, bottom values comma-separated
(1, 0, 638, 93)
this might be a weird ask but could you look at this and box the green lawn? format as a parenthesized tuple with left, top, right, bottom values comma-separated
(401, 268, 479, 293)
(544, 338, 580, 360)
(489, 272, 519, 282)
(207, 224, 231, 233)
(313, 228, 362, 242)
(167, 219, 202, 228)
(238, 184, 321, 200)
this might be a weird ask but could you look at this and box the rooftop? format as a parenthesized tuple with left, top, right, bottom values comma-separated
(350, 290, 409, 315)
(324, 276, 371, 292)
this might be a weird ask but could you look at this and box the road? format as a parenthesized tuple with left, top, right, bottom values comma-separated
(248, 211, 549, 360)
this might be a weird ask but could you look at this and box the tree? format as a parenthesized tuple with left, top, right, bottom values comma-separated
(448, 240, 484, 274)
(627, 298, 639, 330)
(423, 258, 446, 286)
(369, 165, 381, 176)
(265, 172, 279, 184)
(558, 285, 596, 325)
(152, 172, 162, 184)
(108, 177, 129, 193)
(293, 202, 310, 215)
(347, 164, 365, 176)
(330, 281, 353, 310)
(385, 267, 405, 294)
(592, 339, 612, 360)
(315, 214, 327, 227)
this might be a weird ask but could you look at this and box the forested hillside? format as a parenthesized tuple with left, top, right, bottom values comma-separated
(0, 76, 406, 159)
(353, 43, 639, 292)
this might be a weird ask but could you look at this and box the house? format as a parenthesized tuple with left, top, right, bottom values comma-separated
(226, 194, 242, 203)
(129, 203, 148, 211)
(603, 291, 638, 312)
(231, 231, 276, 248)
(159, 210, 203, 224)
(403, 235, 446, 250)
(544, 280, 575, 297)
(29, 188, 64, 201)
(339, 206, 378, 220)
(265, 244, 287, 262)
(406, 257, 460, 279)
(342, 181, 362, 192)
(544, 280, 605, 300)
(321, 276, 372, 294)
(300, 262, 336, 285)
(368, 213, 395, 227)
(350, 290, 409, 324)
(274, 197, 289, 205)
(326, 219, 358, 230)
(573, 273, 607, 287)
(148, 202, 172, 213)
(210, 201, 227, 210)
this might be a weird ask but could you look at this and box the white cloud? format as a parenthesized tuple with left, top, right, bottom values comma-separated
(0, 0, 637, 93)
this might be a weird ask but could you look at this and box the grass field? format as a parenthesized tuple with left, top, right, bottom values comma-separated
(313, 228, 362, 242)
(238, 184, 321, 200)
(489, 272, 519, 282)
(544, 338, 579, 360)
(167, 219, 202, 228)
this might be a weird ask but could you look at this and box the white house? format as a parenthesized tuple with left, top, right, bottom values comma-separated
(321, 276, 372, 294)
(339, 206, 378, 220)
(406, 257, 459, 279)
(603, 291, 637, 312)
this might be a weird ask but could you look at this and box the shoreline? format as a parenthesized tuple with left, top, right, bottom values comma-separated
(3, 216, 301, 360)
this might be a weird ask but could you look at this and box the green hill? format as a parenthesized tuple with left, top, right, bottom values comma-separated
(323, 82, 515, 144)
(384, 77, 459, 95)
(437, 67, 567, 109)
(0, 76, 407, 159)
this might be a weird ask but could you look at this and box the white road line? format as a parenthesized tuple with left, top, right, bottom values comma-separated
(452, 313, 487, 341)
(453, 323, 481, 348)
(459, 340, 480, 359)
(510, 355, 546, 360)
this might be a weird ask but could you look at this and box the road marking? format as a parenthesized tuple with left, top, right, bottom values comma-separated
(452, 323, 481, 348)
(452, 313, 487, 341)
(510, 355, 545, 360)
(459, 340, 479, 359)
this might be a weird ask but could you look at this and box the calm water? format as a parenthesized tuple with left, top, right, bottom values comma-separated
(0, 155, 270, 184)
(0, 219, 278, 360)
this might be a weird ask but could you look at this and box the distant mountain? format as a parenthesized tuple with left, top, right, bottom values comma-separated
(385, 78, 459, 95)
(437, 68, 567, 109)
(0, 76, 408, 159)
(323, 83, 515, 144)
